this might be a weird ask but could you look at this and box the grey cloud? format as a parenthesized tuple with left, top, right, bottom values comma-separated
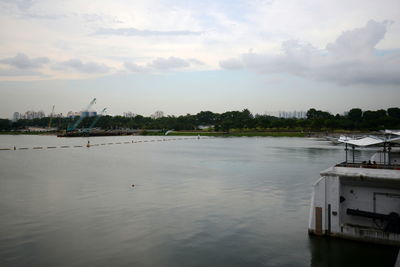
(123, 62, 148, 73)
(55, 59, 110, 73)
(94, 27, 202, 36)
(219, 58, 244, 69)
(0, 0, 34, 10)
(0, 53, 49, 69)
(188, 58, 205, 65)
(148, 57, 190, 70)
(220, 20, 400, 85)
(0, 69, 45, 77)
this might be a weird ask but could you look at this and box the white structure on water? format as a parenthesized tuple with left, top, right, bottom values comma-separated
(308, 131, 400, 245)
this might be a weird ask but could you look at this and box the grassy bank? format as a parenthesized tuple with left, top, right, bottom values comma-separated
(146, 131, 307, 137)
(1, 130, 369, 138)
(0, 131, 52, 135)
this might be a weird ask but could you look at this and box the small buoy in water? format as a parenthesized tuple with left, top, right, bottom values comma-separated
(86, 140, 90, 148)
(13, 146, 16, 150)
(131, 184, 135, 187)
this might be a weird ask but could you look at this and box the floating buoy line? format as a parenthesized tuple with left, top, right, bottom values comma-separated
(0, 136, 208, 151)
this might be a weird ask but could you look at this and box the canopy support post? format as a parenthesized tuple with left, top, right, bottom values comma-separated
(383, 143, 386, 165)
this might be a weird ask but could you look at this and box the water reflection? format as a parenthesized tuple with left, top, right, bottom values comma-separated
(309, 235, 398, 267)
(0, 136, 398, 266)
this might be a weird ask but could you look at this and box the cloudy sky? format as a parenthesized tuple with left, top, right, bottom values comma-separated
(0, 0, 399, 117)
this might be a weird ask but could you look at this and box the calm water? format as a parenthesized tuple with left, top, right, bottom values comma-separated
(0, 135, 398, 267)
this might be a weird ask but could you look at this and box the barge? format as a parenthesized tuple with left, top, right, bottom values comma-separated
(308, 131, 400, 245)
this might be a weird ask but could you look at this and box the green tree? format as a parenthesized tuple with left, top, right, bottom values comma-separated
(388, 108, 400, 119)
(348, 108, 362, 122)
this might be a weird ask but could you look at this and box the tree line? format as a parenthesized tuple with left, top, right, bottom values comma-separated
(0, 107, 399, 132)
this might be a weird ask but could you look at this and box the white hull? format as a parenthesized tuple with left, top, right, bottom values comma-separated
(309, 166, 400, 245)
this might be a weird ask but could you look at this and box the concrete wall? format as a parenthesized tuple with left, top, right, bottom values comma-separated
(340, 181, 400, 228)
(309, 172, 400, 244)
(309, 175, 340, 234)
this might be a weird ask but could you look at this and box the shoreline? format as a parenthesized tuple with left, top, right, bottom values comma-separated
(0, 130, 372, 138)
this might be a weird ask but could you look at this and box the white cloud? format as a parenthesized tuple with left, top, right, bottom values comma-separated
(220, 20, 400, 85)
(0, 0, 399, 81)
(326, 20, 391, 59)
(81, 13, 122, 24)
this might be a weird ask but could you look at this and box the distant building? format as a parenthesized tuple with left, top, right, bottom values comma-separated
(12, 112, 20, 122)
(80, 111, 97, 118)
(52, 113, 63, 118)
(66, 111, 96, 118)
(123, 112, 136, 118)
(67, 111, 81, 118)
(88, 111, 97, 117)
(13, 110, 62, 121)
(13, 110, 46, 120)
(37, 110, 45, 118)
(81, 111, 89, 118)
(278, 110, 307, 119)
(151, 110, 164, 119)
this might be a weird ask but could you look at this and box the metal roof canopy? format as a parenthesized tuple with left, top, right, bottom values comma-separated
(382, 130, 400, 136)
(338, 135, 400, 147)
(337, 131, 400, 165)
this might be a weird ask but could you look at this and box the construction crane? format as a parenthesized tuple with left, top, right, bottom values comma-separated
(48, 105, 55, 128)
(82, 107, 107, 133)
(67, 98, 96, 132)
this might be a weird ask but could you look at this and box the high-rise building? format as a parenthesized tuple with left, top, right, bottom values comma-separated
(67, 111, 81, 118)
(278, 110, 307, 119)
(151, 110, 164, 119)
(19, 110, 46, 120)
(80, 111, 97, 118)
(13, 110, 59, 120)
(52, 113, 63, 118)
(123, 112, 136, 118)
(12, 112, 20, 122)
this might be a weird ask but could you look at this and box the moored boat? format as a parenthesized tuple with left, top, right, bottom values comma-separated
(308, 131, 400, 245)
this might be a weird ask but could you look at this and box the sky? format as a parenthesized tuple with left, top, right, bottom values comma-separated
(0, 0, 399, 118)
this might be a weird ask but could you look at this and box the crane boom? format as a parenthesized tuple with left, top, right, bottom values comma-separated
(89, 107, 107, 130)
(67, 98, 96, 131)
(85, 98, 97, 111)
(81, 107, 107, 134)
